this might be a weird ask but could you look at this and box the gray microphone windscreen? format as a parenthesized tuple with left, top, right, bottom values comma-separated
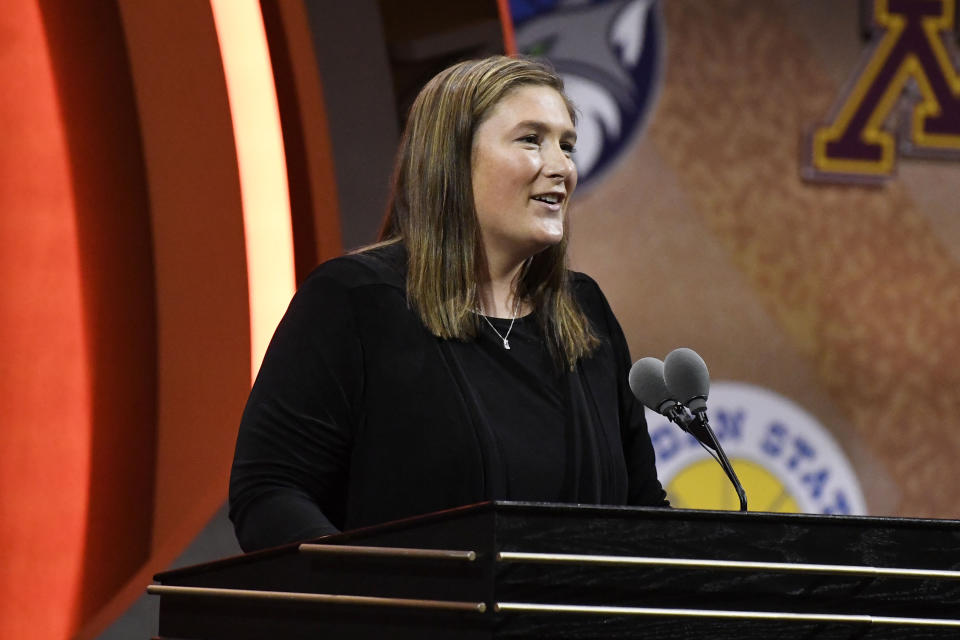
(628, 357, 674, 413)
(664, 348, 710, 409)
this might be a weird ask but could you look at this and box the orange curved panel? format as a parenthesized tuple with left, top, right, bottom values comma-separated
(0, 1, 90, 638)
(74, 1, 254, 637)
(37, 0, 159, 633)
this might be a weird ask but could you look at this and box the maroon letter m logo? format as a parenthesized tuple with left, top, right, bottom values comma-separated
(807, 0, 960, 183)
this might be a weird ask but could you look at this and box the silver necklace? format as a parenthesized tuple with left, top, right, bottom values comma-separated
(478, 294, 522, 350)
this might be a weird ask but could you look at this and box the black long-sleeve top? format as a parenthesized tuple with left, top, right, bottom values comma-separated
(229, 243, 667, 552)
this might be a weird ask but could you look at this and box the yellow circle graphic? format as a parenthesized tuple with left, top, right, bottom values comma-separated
(666, 457, 800, 512)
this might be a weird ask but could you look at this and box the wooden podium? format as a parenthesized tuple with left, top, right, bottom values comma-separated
(149, 502, 960, 639)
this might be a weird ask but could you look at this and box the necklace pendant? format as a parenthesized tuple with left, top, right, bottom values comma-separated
(503, 338, 511, 350)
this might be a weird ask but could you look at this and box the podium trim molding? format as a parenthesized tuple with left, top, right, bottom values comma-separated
(496, 551, 960, 579)
(146, 584, 487, 612)
(494, 602, 960, 627)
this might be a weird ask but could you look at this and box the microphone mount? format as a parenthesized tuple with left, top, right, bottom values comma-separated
(659, 398, 748, 513)
(690, 407, 747, 512)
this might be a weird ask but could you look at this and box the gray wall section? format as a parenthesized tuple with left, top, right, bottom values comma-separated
(95, 502, 241, 639)
(304, 0, 400, 251)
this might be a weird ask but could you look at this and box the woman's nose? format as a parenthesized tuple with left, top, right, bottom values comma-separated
(543, 144, 575, 181)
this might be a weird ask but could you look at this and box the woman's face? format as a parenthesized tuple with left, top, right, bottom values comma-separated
(471, 85, 578, 267)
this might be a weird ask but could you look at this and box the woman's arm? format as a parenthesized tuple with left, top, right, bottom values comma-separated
(578, 274, 669, 507)
(229, 268, 364, 552)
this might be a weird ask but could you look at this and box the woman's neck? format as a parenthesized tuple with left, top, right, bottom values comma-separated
(478, 257, 530, 318)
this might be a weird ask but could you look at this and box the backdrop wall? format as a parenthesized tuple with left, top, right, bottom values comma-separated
(2, 1, 959, 639)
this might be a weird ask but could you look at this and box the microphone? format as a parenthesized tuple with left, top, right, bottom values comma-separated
(630, 348, 748, 512)
(628, 355, 709, 444)
(628, 357, 682, 417)
(663, 348, 709, 413)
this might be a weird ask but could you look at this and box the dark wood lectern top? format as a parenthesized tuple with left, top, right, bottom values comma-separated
(151, 502, 960, 639)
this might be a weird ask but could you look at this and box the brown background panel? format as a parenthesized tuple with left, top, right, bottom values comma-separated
(573, 0, 960, 518)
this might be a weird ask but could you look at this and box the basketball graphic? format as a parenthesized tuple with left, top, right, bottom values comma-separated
(649, 382, 867, 515)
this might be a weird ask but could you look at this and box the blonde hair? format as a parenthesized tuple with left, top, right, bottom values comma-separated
(379, 56, 599, 369)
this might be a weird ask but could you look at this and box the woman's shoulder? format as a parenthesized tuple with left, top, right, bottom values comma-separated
(303, 241, 407, 293)
(567, 270, 623, 346)
(568, 270, 607, 311)
(569, 269, 600, 289)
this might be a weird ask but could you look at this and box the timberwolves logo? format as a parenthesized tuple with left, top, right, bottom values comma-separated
(510, 0, 663, 187)
(648, 382, 867, 515)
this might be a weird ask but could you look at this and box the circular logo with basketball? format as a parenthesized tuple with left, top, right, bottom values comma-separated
(647, 382, 867, 514)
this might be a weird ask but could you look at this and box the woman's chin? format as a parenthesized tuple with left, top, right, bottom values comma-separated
(521, 235, 564, 259)
(536, 221, 565, 246)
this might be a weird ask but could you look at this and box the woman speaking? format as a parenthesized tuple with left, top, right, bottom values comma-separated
(229, 55, 667, 552)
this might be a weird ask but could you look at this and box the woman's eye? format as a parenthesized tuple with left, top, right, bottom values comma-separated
(561, 142, 576, 155)
(520, 134, 540, 145)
